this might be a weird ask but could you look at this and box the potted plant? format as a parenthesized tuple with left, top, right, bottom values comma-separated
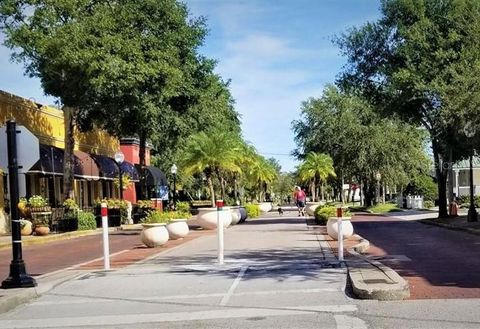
(140, 210, 170, 247)
(20, 218, 33, 236)
(165, 211, 190, 240)
(33, 215, 50, 236)
(18, 197, 30, 218)
(325, 207, 354, 240)
(197, 206, 232, 230)
(28, 195, 51, 213)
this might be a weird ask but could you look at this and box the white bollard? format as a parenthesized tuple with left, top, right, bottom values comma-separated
(337, 217, 344, 261)
(217, 200, 224, 265)
(101, 202, 110, 270)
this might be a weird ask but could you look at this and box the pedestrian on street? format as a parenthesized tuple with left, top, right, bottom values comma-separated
(294, 186, 306, 216)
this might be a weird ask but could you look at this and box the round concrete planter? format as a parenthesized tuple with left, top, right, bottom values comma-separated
(305, 202, 321, 216)
(20, 221, 33, 236)
(166, 219, 189, 240)
(141, 223, 169, 247)
(197, 207, 232, 230)
(238, 207, 248, 223)
(256, 202, 272, 214)
(326, 217, 354, 240)
(230, 206, 241, 225)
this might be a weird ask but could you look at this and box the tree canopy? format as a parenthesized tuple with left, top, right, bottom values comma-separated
(336, 0, 480, 215)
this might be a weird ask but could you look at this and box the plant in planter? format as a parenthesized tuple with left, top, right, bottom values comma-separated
(77, 211, 97, 231)
(20, 218, 33, 236)
(113, 173, 133, 191)
(165, 211, 190, 240)
(33, 215, 50, 236)
(140, 210, 170, 247)
(63, 198, 78, 210)
(18, 197, 30, 218)
(28, 195, 50, 212)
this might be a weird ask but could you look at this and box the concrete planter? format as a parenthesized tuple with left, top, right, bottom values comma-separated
(256, 202, 272, 214)
(230, 206, 241, 225)
(305, 202, 322, 216)
(197, 207, 232, 230)
(141, 223, 169, 247)
(326, 217, 354, 240)
(166, 219, 189, 240)
(20, 221, 33, 236)
(239, 207, 248, 223)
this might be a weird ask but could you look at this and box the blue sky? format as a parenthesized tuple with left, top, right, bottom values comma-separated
(0, 0, 381, 172)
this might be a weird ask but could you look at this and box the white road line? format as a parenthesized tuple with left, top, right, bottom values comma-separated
(219, 266, 248, 306)
(37, 287, 340, 305)
(70, 249, 130, 269)
(334, 314, 368, 329)
(0, 305, 358, 328)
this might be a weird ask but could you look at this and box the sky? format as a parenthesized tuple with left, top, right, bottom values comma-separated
(0, 0, 381, 172)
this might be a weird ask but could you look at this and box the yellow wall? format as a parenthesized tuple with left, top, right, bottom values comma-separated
(0, 89, 120, 211)
(0, 90, 119, 155)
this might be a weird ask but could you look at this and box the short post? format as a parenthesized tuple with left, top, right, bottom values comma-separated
(101, 202, 110, 270)
(216, 200, 224, 265)
(336, 207, 344, 262)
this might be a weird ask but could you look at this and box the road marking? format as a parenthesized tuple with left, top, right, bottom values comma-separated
(70, 249, 130, 269)
(0, 305, 358, 328)
(39, 287, 341, 305)
(334, 314, 368, 329)
(220, 266, 248, 306)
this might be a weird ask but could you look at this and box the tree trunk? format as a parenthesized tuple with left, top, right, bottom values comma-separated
(220, 176, 226, 201)
(321, 182, 325, 201)
(207, 176, 215, 207)
(433, 143, 448, 218)
(139, 131, 147, 168)
(233, 175, 238, 204)
(62, 106, 75, 201)
(362, 177, 375, 207)
(310, 180, 316, 202)
(341, 174, 345, 204)
(347, 182, 352, 204)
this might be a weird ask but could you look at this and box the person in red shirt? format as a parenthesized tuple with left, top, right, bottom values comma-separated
(293, 186, 306, 216)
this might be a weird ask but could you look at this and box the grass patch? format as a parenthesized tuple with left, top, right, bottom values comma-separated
(368, 203, 402, 214)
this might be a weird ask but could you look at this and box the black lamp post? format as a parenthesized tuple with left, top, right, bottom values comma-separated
(464, 122, 477, 222)
(2, 120, 36, 288)
(114, 151, 125, 200)
(171, 164, 177, 209)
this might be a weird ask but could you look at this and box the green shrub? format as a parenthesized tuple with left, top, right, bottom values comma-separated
(423, 200, 434, 209)
(314, 206, 351, 225)
(77, 211, 97, 231)
(176, 201, 191, 214)
(368, 203, 402, 214)
(245, 203, 260, 218)
(136, 200, 153, 209)
(141, 210, 189, 224)
(314, 206, 335, 225)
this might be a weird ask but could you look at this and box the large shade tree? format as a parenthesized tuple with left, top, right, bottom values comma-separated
(336, 0, 480, 216)
(0, 0, 209, 200)
(293, 85, 429, 206)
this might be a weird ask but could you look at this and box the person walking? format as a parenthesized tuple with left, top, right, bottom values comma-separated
(294, 186, 306, 216)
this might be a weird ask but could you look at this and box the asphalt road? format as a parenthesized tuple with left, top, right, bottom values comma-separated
(352, 214, 480, 299)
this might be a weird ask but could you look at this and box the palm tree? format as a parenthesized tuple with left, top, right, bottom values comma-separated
(298, 152, 336, 201)
(247, 155, 277, 202)
(180, 131, 242, 207)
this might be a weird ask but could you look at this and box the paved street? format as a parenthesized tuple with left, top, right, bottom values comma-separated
(1, 213, 480, 328)
(352, 214, 480, 299)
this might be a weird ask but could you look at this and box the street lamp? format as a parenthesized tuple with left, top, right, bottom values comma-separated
(171, 164, 177, 210)
(114, 151, 125, 200)
(464, 122, 477, 222)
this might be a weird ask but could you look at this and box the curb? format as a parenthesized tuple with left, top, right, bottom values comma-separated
(419, 219, 480, 236)
(0, 229, 118, 250)
(0, 270, 84, 314)
(346, 234, 410, 301)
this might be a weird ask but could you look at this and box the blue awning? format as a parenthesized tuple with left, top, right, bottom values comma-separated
(28, 144, 64, 176)
(91, 154, 119, 180)
(120, 161, 140, 182)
